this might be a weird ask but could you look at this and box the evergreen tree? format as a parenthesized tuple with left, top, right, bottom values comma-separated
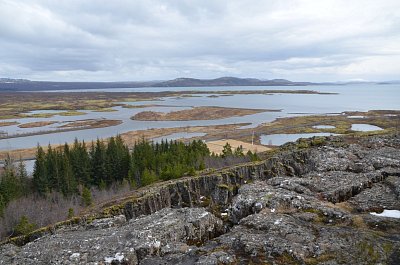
(67, 208, 74, 219)
(221, 142, 233, 157)
(0, 194, 5, 216)
(141, 168, 158, 186)
(91, 139, 107, 186)
(33, 146, 49, 195)
(14, 215, 36, 236)
(60, 154, 77, 196)
(81, 186, 92, 206)
(70, 139, 91, 185)
(0, 164, 24, 204)
(45, 145, 60, 191)
(234, 145, 245, 157)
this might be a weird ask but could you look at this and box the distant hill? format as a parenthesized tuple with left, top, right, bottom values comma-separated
(154, 77, 314, 87)
(2, 76, 387, 92)
(0, 79, 155, 92)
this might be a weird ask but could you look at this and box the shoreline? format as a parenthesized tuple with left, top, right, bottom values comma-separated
(1, 109, 398, 161)
(0, 119, 122, 140)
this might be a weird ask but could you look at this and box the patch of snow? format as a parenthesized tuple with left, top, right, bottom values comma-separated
(348, 116, 364, 119)
(370, 210, 400, 218)
(274, 218, 282, 225)
(270, 208, 276, 213)
(199, 212, 209, 218)
(104, 253, 124, 263)
(153, 240, 161, 248)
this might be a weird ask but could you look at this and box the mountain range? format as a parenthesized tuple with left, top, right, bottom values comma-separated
(0, 77, 397, 91)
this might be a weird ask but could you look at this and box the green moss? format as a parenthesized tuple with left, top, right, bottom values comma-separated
(296, 141, 309, 149)
(25, 113, 56, 118)
(93, 108, 118, 112)
(101, 204, 125, 218)
(357, 241, 381, 265)
(383, 242, 393, 255)
(275, 251, 300, 265)
(310, 137, 326, 146)
(58, 111, 86, 116)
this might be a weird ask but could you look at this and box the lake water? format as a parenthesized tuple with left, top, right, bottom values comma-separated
(260, 133, 338, 146)
(0, 159, 35, 176)
(0, 84, 399, 151)
(351, 124, 383, 132)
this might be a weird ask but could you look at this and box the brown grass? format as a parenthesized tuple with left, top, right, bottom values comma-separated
(206, 139, 270, 154)
(18, 121, 57, 128)
(131, 106, 276, 121)
(0, 121, 18, 127)
(58, 119, 121, 129)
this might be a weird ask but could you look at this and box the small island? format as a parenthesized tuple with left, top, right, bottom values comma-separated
(131, 106, 278, 121)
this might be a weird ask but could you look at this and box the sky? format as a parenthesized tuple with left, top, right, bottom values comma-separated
(0, 0, 399, 82)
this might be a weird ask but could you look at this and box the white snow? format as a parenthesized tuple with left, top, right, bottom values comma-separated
(70, 253, 80, 258)
(370, 210, 400, 218)
(348, 116, 364, 119)
(104, 253, 124, 263)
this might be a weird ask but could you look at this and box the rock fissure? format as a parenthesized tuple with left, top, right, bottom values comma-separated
(1, 134, 400, 264)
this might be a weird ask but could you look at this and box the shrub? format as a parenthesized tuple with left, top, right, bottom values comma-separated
(14, 215, 36, 236)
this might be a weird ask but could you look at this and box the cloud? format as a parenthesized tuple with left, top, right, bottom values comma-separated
(0, 0, 399, 81)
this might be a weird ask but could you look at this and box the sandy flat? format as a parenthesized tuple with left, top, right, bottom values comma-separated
(206, 139, 270, 154)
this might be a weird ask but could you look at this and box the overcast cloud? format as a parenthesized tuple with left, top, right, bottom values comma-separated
(0, 0, 399, 81)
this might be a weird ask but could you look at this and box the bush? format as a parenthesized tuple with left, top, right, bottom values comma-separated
(14, 215, 36, 236)
(81, 187, 92, 206)
(67, 208, 74, 219)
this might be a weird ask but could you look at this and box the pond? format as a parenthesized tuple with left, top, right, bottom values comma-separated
(351, 124, 383, 132)
(260, 133, 338, 146)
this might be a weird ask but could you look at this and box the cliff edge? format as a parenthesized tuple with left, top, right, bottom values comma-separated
(1, 133, 399, 264)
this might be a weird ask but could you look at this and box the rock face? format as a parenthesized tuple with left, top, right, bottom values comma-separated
(0, 208, 224, 264)
(1, 134, 400, 264)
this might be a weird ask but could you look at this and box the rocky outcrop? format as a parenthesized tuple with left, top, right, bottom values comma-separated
(0, 208, 224, 264)
(1, 133, 400, 264)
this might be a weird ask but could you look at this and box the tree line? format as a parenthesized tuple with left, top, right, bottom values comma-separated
(31, 136, 211, 197)
(1, 136, 258, 220)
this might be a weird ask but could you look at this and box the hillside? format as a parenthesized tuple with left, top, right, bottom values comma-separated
(1, 133, 399, 264)
(0, 77, 316, 92)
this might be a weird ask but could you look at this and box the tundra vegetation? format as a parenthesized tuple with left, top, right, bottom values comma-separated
(0, 137, 257, 240)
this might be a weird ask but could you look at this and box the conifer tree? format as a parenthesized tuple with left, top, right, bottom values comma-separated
(222, 142, 233, 157)
(81, 186, 92, 206)
(14, 215, 36, 236)
(33, 146, 49, 195)
(91, 139, 107, 186)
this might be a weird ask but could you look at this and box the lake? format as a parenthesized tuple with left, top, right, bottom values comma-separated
(0, 84, 399, 150)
